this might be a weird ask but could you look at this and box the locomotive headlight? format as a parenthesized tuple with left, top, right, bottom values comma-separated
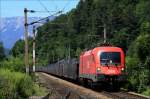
(121, 68, 124, 71)
(97, 68, 100, 71)
(97, 67, 101, 73)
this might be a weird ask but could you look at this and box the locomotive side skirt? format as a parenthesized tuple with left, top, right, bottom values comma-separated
(79, 73, 126, 82)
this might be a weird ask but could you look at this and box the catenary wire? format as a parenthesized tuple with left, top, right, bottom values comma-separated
(37, 0, 52, 15)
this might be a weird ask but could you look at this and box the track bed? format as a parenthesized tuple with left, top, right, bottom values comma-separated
(36, 72, 111, 99)
(35, 72, 150, 99)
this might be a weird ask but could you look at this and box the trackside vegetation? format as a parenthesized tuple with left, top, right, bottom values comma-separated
(0, 68, 46, 98)
(0, 43, 46, 98)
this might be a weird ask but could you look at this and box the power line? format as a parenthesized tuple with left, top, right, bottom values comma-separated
(59, 0, 71, 24)
(37, 0, 71, 16)
(62, 0, 71, 12)
(37, 0, 51, 15)
(32, 10, 57, 13)
(28, 11, 62, 25)
(30, 0, 74, 25)
(26, 9, 58, 14)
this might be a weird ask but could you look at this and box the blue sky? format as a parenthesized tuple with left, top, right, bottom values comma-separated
(0, 0, 79, 18)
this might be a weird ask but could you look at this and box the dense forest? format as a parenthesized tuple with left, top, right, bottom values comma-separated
(36, 0, 148, 62)
(2, 0, 150, 96)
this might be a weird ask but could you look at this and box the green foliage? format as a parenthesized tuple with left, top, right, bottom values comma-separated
(140, 21, 150, 34)
(126, 34, 150, 95)
(0, 69, 26, 98)
(0, 56, 24, 72)
(32, 84, 46, 96)
(10, 38, 33, 57)
(128, 34, 150, 63)
(0, 42, 5, 61)
(18, 75, 34, 97)
(111, 29, 129, 52)
(136, 0, 150, 21)
(75, 47, 82, 57)
(0, 54, 33, 72)
(10, 39, 24, 57)
(126, 56, 139, 70)
(0, 68, 46, 98)
(142, 87, 150, 96)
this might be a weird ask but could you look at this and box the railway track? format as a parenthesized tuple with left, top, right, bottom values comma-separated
(101, 91, 150, 99)
(36, 72, 150, 99)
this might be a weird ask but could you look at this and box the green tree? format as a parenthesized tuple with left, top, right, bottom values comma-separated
(0, 42, 5, 61)
(10, 38, 33, 57)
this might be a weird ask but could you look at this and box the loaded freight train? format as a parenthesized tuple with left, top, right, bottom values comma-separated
(36, 45, 127, 89)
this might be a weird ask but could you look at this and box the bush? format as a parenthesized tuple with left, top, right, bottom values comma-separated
(0, 54, 33, 72)
(126, 34, 150, 94)
(0, 69, 24, 98)
(0, 68, 46, 99)
(18, 75, 34, 97)
(142, 87, 150, 96)
(33, 84, 47, 96)
(0, 56, 24, 72)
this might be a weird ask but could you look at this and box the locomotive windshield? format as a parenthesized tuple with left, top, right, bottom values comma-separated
(100, 52, 121, 66)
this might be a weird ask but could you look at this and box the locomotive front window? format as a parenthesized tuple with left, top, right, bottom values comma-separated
(100, 52, 121, 66)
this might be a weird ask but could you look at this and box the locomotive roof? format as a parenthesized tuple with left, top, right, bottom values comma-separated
(86, 46, 122, 51)
(96, 46, 123, 51)
(81, 46, 123, 55)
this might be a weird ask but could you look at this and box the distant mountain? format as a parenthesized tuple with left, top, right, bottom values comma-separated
(0, 16, 55, 49)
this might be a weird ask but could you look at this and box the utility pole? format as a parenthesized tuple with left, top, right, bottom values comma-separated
(68, 43, 70, 60)
(104, 24, 107, 43)
(23, 9, 62, 71)
(32, 26, 36, 72)
(24, 8, 29, 74)
(53, 52, 54, 62)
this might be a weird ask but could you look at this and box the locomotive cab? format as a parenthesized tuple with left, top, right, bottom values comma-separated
(79, 46, 127, 86)
(98, 48, 124, 74)
(97, 47, 126, 82)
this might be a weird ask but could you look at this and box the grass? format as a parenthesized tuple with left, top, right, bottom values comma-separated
(0, 68, 47, 99)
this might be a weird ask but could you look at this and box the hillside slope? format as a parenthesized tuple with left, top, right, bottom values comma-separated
(36, 0, 140, 62)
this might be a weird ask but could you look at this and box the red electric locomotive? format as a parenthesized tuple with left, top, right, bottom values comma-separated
(36, 45, 126, 89)
(79, 45, 126, 88)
